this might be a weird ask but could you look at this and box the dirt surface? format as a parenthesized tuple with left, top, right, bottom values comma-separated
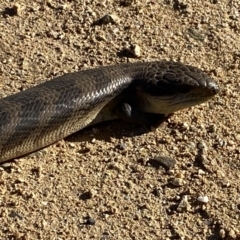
(0, 0, 239, 239)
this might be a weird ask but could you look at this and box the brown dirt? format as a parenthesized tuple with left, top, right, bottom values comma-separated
(0, 0, 239, 239)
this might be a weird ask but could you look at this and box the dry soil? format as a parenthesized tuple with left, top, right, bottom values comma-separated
(0, 0, 239, 239)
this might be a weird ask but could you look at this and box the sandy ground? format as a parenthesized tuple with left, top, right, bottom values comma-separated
(0, 0, 239, 239)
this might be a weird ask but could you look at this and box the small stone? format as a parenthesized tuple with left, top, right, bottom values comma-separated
(181, 122, 189, 130)
(68, 142, 76, 148)
(197, 141, 207, 151)
(79, 189, 97, 200)
(171, 177, 185, 186)
(197, 196, 209, 203)
(222, 182, 231, 187)
(208, 124, 216, 133)
(177, 195, 191, 212)
(85, 217, 96, 225)
(57, 3, 69, 10)
(42, 219, 48, 227)
(152, 156, 176, 169)
(227, 140, 235, 146)
(97, 14, 120, 25)
(15, 177, 25, 183)
(198, 169, 205, 175)
(228, 229, 236, 239)
(127, 44, 141, 58)
(175, 172, 184, 179)
(41, 201, 48, 206)
(148, 156, 176, 169)
(219, 229, 226, 239)
(152, 188, 161, 197)
(1, 163, 13, 169)
(78, 146, 91, 154)
(117, 142, 126, 150)
(168, 170, 175, 175)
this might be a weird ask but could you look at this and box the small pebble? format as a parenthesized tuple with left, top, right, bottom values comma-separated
(168, 169, 175, 175)
(177, 195, 191, 212)
(41, 201, 48, 206)
(175, 172, 184, 179)
(222, 182, 231, 187)
(127, 44, 141, 57)
(219, 229, 226, 239)
(68, 142, 76, 148)
(15, 177, 25, 183)
(171, 177, 185, 186)
(197, 141, 207, 151)
(208, 124, 216, 133)
(198, 169, 205, 175)
(181, 122, 189, 130)
(1, 163, 13, 169)
(152, 156, 176, 169)
(97, 14, 120, 24)
(117, 142, 126, 150)
(197, 196, 209, 203)
(85, 217, 96, 225)
(152, 188, 161, 197)
(79, 189, 97, 200)
(228, 229, 237, 238)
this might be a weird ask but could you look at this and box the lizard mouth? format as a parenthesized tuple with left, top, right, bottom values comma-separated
(142, 86, 219, 115)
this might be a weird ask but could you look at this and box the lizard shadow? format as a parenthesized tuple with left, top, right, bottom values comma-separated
(65, 119, 159, 143)
(1, 119, 167, 165)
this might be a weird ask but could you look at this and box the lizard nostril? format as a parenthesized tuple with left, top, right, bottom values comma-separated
(207, 81, 219, 95)
(211, 84, 220, 95)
